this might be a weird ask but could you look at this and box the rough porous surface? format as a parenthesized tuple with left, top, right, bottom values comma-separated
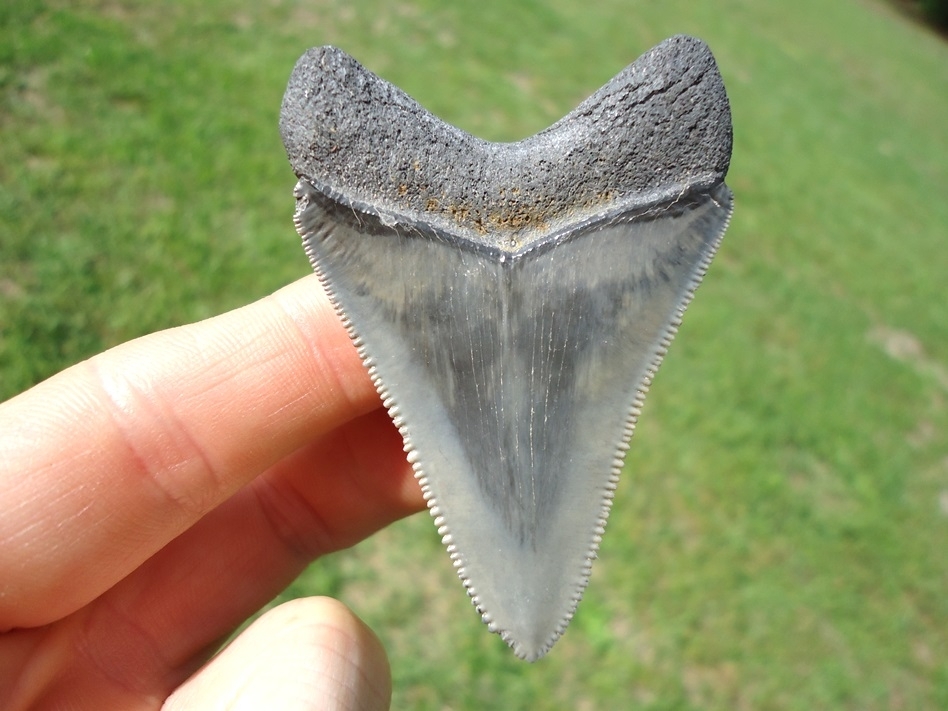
(280, 35, 731, 249)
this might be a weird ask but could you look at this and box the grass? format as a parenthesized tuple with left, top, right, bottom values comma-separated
(2, 0, 947, 708)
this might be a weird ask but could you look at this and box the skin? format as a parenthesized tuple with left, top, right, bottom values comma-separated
(0, 274, 426, 710)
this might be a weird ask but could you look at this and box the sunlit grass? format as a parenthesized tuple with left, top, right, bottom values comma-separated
(2, 0, 947, 708)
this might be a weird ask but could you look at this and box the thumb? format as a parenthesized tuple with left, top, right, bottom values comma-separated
(163, 598, 391, 711)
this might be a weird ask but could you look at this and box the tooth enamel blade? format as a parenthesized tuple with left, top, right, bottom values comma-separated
(280, 35, 734, 660)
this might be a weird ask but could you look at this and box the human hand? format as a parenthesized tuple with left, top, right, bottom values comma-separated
(0, 274, 425, 710)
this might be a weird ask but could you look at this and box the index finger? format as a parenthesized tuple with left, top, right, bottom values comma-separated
(0, 274, 382, 628)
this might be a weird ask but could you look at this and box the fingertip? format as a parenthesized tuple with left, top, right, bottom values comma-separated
(163, 597, 391, 711)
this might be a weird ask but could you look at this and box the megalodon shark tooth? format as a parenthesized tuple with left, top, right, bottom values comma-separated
(279, 35, 733, 661)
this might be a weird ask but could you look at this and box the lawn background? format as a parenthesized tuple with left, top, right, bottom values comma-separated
(2, 0, 947, 708)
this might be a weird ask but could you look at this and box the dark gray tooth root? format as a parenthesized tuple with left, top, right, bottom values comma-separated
(280, 35, 733, 662)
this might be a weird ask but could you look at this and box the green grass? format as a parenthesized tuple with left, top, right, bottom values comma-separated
(3, 0, 948, 708)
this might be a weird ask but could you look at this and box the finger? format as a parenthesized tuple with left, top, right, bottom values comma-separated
(0, 274, 381, 628)
(162, 598, 392, 711)
(1, 410, 420, 710)
(79, 408, 421, 691)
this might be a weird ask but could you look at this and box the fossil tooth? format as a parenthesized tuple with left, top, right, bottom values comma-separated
(280, 35, 733, 661)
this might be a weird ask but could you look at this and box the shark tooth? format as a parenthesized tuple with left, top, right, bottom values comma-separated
(279, 35, 733, 661)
